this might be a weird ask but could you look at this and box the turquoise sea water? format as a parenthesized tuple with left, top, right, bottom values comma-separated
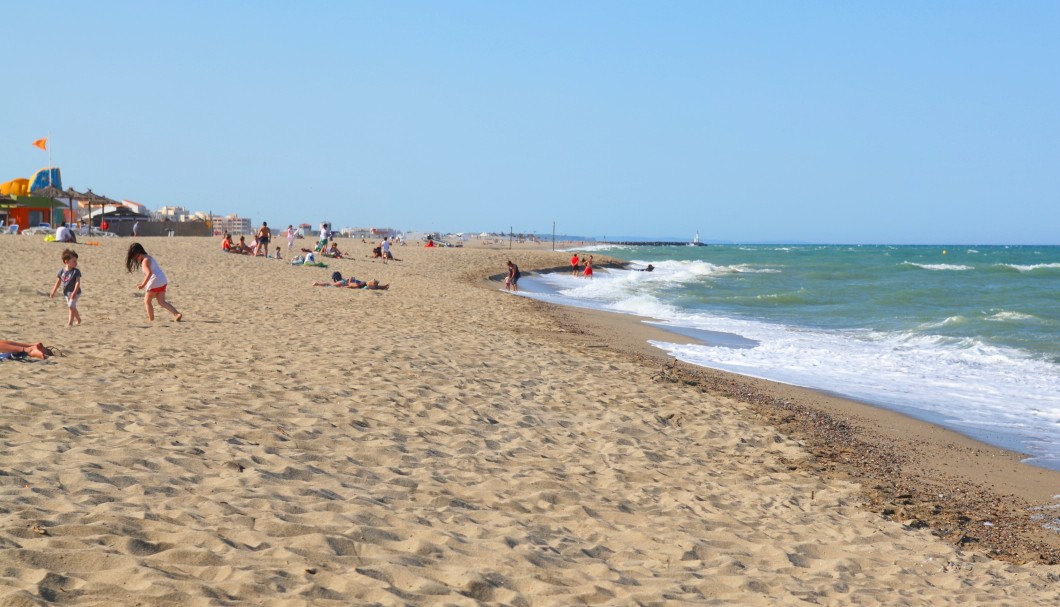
(520, 245, 1060, 470)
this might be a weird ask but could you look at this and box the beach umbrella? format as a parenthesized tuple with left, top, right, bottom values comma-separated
(31, 186, 66, 198)
(25, 186, 72, 225)
(80, 189, 121, 230)
(82, 190, 100, 229)
(94, 192, 122, 230)
(62, 188, 91, 229)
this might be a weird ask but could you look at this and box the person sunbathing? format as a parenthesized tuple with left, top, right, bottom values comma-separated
(359, 279, 389, 290)
(0, 340, 59, 360)
(313, 271, 365, 288)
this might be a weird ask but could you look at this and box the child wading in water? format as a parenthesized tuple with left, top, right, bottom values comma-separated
(49, 248, 82, 326)
(126, 243, 183, 322)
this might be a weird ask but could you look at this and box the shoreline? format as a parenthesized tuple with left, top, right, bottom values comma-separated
(497, 261, 1060, 564)
(3, 235, 1059, 604)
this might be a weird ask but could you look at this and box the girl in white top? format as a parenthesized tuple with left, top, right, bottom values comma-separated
(125, 242, 183, 322)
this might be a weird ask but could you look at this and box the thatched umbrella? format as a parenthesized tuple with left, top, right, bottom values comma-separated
(83, 189, 123, 232)
(31, 186, 66, 198)
(62, 188, 90, 230)
(25, 186, 73, 226)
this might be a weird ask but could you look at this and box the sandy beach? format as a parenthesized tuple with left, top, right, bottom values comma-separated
(1, 234, 1058, 606)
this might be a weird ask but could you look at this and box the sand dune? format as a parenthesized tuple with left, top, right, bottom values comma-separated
(0, 235, 1057, 605)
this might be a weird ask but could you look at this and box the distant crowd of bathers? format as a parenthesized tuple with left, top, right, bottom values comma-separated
(221, 221, 288, 258)
(221, 222, 413, 263)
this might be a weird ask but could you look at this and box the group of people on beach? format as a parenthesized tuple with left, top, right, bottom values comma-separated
(12, 241, 182, 360)
(569, 253, 594, 278)
(371, 237, 397, 262)
(503, 252, 597, 294)
(44, 242, 181, 326)
(15, 221, 414, 361)
(222, 222, 299, 259)
(290, 224, 400, 263)
(219, 222, 395, 290)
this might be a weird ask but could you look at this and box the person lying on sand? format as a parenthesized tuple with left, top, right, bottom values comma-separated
(0, 340, 60, 360)
(313, 271, 367, 288)
(359, 279, 389, 290)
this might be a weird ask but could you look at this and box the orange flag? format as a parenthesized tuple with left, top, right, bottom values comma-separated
(32, 137, 48, 151)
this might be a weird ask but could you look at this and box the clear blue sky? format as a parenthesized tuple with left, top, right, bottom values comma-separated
(4, 1, 1058, 244)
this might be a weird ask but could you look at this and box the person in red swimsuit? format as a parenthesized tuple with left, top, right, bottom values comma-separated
(583, 255, 593, 279)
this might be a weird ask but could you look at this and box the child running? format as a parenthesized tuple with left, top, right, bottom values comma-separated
(125, 242, 183, 322)
(49, 248, 82, 326)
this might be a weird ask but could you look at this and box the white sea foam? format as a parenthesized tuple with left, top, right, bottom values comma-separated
(531, 260, 780, 307)
(996, 262, 1060, 272)
(918, 316, 967, 329)
(986, 310, 1036, 322)
(649, 321, 1060, 466)
(559, 244, 635, 253)
(517, 264, 1060, 469)
(902, 261, 974, 271)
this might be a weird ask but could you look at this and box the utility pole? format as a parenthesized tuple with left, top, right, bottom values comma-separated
(509, 226, 513, 250)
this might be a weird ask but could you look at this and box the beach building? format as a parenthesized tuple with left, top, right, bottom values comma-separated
(155, 205, 190, 221)
(0, 166, 73, 232)
(0, 195, 75, 233)
(213, 214, 253, 235)
(88, 205, 151, 228)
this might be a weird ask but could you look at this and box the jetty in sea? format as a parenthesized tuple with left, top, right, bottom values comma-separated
(603, 240, 703, 246)
(603, 232, 708, 247)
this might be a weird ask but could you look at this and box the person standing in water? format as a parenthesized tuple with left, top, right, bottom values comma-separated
(506, 260, 521, 292)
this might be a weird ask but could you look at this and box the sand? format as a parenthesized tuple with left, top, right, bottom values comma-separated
(1, 234, 1058, 606)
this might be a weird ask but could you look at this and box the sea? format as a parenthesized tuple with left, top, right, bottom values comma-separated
(517, 244, 1060, 472)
